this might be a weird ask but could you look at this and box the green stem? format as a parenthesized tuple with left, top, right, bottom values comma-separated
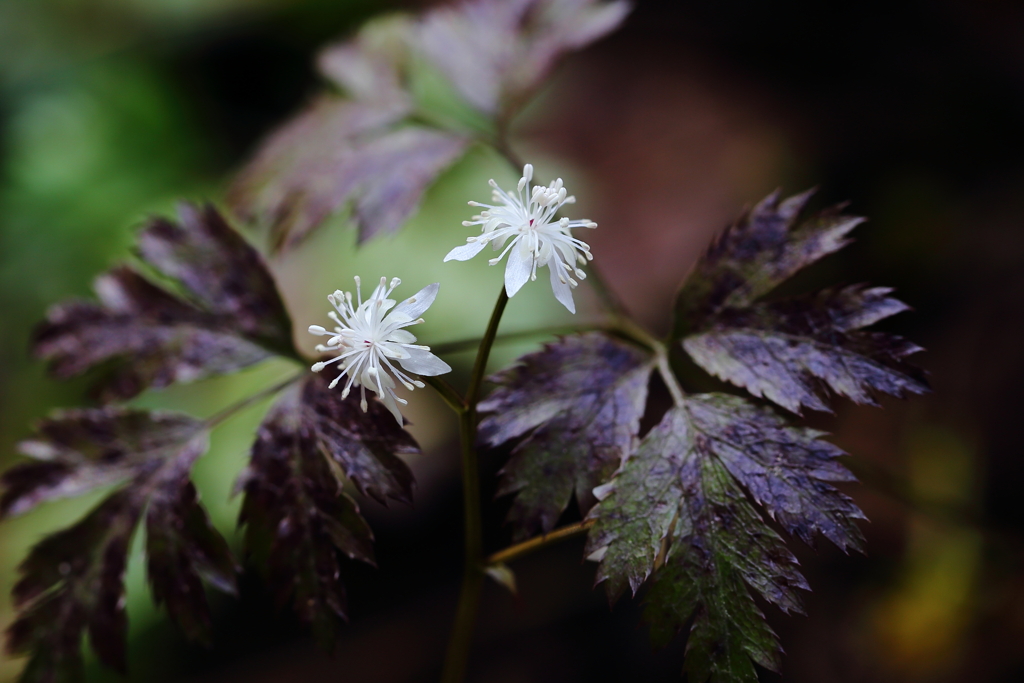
(422, 375, 467, 414)
(610, 316, 686, 407)
(441, 285, 510, 683)
(431, 323, 600, 356)
(466, 286, 510, 409)
(203, 371, 305, 429)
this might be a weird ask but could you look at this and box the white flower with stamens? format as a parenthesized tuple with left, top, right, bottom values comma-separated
(308, 276, 452, 425)
(444, 163, 597, 313)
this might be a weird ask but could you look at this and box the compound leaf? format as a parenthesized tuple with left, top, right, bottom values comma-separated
(3, 409, 234, 681)
(33, 205, 292, 401)
(586, 393, 861, 680)
(479, 333, 653, 540)
(238, 374, 419, 645)
(674, 189, 927, 414)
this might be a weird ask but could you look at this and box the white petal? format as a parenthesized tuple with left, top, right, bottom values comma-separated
(444, 240, 487, 262)
(397, 347, 452, 376)
(504, 242, 532, 297)
(387, 329, 417, 344)
(389, 282, 439, 323)
(548, 260, 576, 313)
(378, 391, 405, 425)
(380, 343, 411, 360)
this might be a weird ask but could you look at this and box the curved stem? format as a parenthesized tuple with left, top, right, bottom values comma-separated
(442, 285, 510, 683)
(423, 375, 467, 414)
(466, 286, 510, 409)
(486, 520, 595, 566)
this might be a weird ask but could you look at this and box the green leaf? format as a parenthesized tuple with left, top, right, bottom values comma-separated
(238, 374, 419, 646)
(644, 456, 803, 682)
(586, 394, 862, 680)
(479, 333, 654, 540)
(32, 204, 292, 401)
(3, 409, 233, 681)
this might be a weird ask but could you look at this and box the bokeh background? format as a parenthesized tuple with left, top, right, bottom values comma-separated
(2, 0, 1024, 681)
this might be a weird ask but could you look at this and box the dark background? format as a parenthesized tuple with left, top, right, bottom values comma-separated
(2, 0, 1024, 681)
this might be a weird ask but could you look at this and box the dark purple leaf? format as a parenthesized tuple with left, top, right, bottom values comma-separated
(674, 190, 863, 331)
(134, 203, 292, 352)
(416, 0, 631, 116)
(238, 374, 418, 644)
(3, 409, 204, 517)
(4, 409, 232, 681)
(683, 285, 929, 414)
(146, 481, 238, 646)
(7, 490, 142, 681)
(33, 204, 293, 401)
(479, 332, 653, 540)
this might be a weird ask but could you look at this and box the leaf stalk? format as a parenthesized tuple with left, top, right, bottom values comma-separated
(203, 371, 305, 429)
(486, 520, 595, 566)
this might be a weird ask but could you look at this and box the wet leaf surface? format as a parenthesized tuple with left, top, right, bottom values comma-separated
(479, 332, 653, 540)
(586, 393, 860, 681)
(674, 190, 928, 413)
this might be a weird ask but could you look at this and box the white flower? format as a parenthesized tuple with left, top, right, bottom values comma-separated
(444, 163, 597, 313)
(308, 276, 452, 425)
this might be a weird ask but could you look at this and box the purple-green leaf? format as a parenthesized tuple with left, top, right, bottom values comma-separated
(683, 285, 929, 414)
(479, 333, 653, 540)
(673, 189, 927, 414)
(684, 394, 864, 551)
(644, 455, 806, 683)
(585, 393, 862, 680)
(674, 190, 863, 330)
(238, 374, 419, 645)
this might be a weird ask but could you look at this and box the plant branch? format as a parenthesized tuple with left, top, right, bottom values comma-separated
(423, 375, 467, 414)
(466, 286, 510, 409)
(203, 371, 305, 429)
(431, 323, 602, 356)
(486, 520, 595, 566)
(442, 285, 510, 683)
